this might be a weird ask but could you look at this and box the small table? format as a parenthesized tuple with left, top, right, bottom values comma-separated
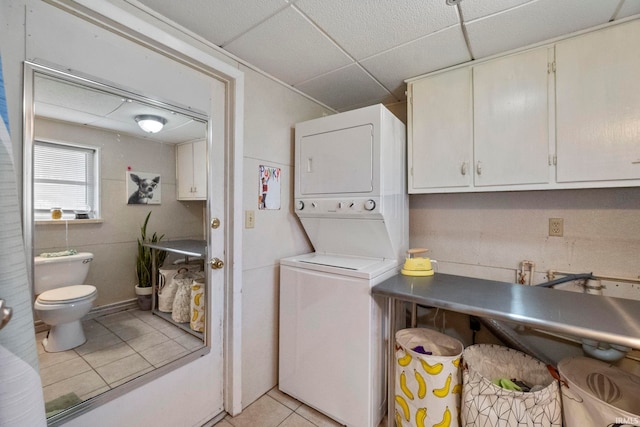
(372, 272, 640, 427)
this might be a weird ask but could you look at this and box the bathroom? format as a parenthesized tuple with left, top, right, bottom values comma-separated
(33, 117, 206, 311)
(1, 1, 639, 426)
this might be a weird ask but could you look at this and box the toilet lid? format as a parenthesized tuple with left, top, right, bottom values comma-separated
(38, 285, 97, 304)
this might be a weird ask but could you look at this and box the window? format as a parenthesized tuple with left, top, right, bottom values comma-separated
(33, 140, 100, 220)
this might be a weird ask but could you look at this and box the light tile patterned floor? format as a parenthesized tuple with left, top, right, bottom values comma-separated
(218, 387, 388, 427)
(38, 308, 204, 415)
(40, 310, 388, 425)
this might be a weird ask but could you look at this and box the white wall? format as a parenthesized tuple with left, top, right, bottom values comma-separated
(409, 188, 640, 283)
(240, 65, 332, 407)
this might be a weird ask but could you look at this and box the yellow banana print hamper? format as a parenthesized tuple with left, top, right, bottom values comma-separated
(190, 278, 205, 332)
(395, 328, 464, 427)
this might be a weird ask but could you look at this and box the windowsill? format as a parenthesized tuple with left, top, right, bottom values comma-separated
(35, 218, 104, 225)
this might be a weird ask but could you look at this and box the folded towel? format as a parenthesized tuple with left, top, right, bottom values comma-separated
(39, 249, 78, 258)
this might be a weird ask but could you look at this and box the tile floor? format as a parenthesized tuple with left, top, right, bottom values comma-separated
(40, 309, 387, 425)
(218, 387, 387, 427)
(38, 308, 204, 415)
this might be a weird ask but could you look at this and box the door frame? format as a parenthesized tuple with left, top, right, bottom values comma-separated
(48, 0, 245, 416)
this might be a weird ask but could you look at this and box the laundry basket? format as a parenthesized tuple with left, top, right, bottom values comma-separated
(461, 344, 562, 426)
(190, 278, 205, 332)
(558, 356, 640, 427)
(395, 328, 464, 427)
(157, 267, 181, 312)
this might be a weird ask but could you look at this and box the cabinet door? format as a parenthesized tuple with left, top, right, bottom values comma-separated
(176, 142, 193, 199)
(191, 139, 207, 198)
(556, 20, 640, 183)
(409, 68, 473, 191)
(473, 47, 551, 187)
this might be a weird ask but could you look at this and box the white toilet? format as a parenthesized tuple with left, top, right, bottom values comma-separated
(34, 252, 97, 352)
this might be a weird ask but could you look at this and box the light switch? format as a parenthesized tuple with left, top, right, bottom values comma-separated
(245, 210, 255, 229)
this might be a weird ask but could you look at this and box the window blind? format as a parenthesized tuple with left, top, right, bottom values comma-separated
(33, 141, 97, 217)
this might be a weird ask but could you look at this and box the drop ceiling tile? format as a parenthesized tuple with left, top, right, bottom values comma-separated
(137, 0, 289, 45)
(294, 64, 393, 111)
(360, 25, 471, 99)
(224, 6, 353, 84)
(295, 0, 460, 60)
(35, 76, 124, 116)
(617, 0, 640, 18)
(465, 0, 622, 59)
(35, 104, 103, 125)
(459, 0, 534, 21)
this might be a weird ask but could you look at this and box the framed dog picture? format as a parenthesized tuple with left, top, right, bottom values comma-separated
(126, 171, 161, 205)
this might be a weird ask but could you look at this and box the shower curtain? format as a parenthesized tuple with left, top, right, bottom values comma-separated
(0, 53, 47, 426)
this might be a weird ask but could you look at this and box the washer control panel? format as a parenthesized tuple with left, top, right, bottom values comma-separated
(295, 198, 380, 214)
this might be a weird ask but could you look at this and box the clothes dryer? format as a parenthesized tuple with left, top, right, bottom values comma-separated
(279, 105, 407, 426)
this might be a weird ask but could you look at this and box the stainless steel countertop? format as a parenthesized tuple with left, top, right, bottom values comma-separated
(372, 273, 640, 349)
(143, 239, 206, 258)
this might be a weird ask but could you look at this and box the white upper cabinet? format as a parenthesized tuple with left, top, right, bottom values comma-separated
(407, 18, 640, 193)
(177, 139, 207, 200)
(473, 47, 551, 187)
(555, 20, 640, 183)
(408, 68, 473, 191)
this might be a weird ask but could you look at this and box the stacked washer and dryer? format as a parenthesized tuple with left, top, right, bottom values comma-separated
(279, 104, 407, 427)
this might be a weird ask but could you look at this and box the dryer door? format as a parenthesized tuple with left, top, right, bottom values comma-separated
(299, 124, 373, 195)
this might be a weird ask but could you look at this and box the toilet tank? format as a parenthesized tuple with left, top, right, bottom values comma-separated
(34, 252, 93, 294)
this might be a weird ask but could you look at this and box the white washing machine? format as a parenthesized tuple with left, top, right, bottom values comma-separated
(279, 105, 407, 427)
(279, 254, 396, 427)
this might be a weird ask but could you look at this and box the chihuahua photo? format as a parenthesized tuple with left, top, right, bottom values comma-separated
(127, 172, 161, 205)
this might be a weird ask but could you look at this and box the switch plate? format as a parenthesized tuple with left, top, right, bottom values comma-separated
(549, 218, 563, 237)
(245, 210, 255, 229)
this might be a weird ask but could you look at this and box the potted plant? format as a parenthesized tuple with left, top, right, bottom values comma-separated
(135, 211, 168, 310)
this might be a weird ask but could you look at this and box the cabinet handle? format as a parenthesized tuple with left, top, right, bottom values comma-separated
(632, 160, 640, 164)
(461, 162, 468, 176)
(476, 161, 482, 175)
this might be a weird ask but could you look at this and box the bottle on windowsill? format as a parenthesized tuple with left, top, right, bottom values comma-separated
(50, 207, 63, 220)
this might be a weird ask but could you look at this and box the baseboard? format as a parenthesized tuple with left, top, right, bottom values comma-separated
(85, 299, 138, 320)
(34, 299, 138, 333)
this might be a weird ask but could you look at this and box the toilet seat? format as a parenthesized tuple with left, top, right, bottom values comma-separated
(37, 285, 97, 305)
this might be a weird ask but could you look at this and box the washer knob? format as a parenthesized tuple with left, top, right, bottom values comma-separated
(364, 199, 376, 211)
(296, 200, 304, 210)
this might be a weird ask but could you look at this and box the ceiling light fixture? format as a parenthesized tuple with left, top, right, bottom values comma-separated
(446, 0, 463, 5)
(135, 114, 167, 133)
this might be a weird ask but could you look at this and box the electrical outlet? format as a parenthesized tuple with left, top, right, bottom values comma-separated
(549, 218, 563, 237)
(245, 210, 255, 229)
